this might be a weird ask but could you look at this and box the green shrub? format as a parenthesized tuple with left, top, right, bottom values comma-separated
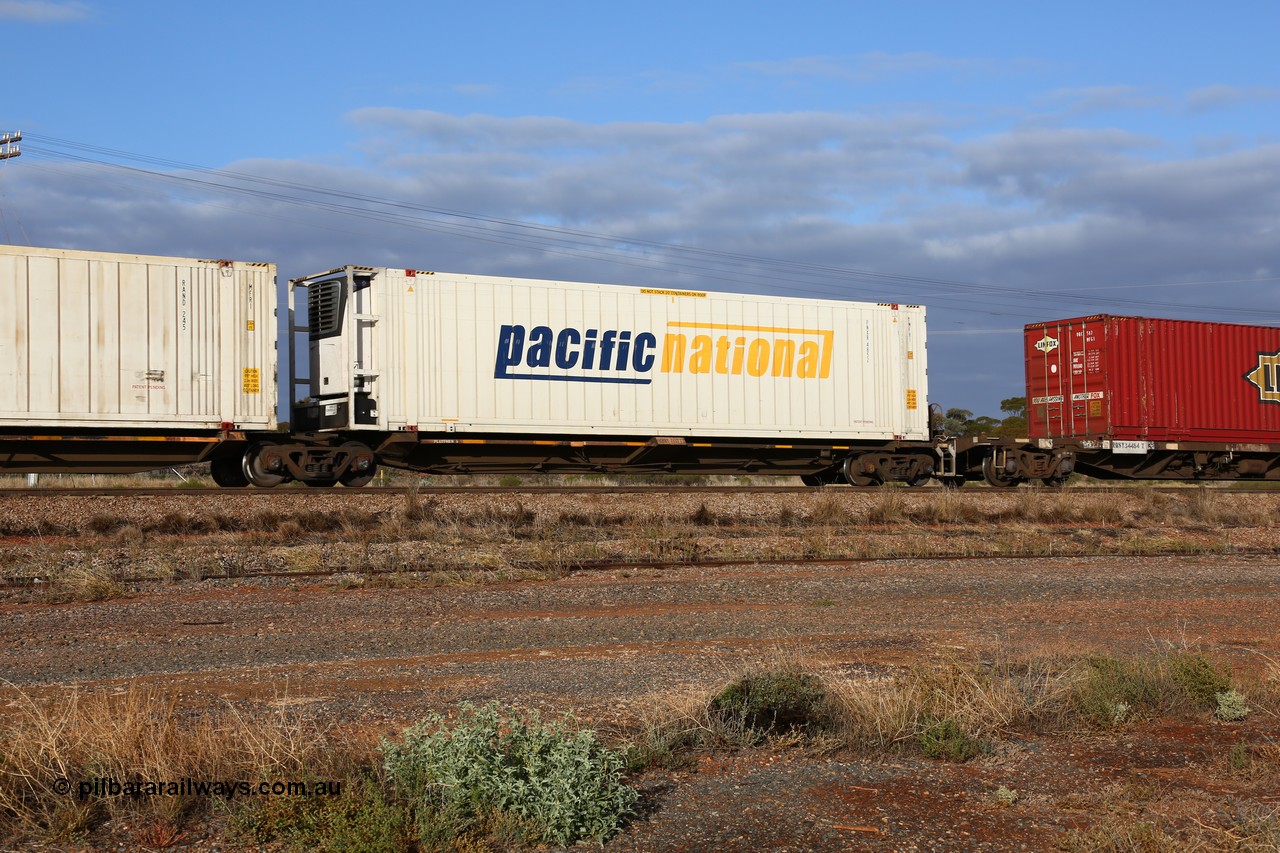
(1216, 690, 1250, 722)
(1072, 656, 1166, 727)
(231, 773, 413, 852)
(1073, 652, 1237, 727)
(916, 718, 981, 763)
(709, 670, 827, 741)
(1168, 652, 1231, 707)
(381, 702, 636, 847)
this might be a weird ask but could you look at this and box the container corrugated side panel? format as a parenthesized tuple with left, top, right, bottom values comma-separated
(375, 270, 925, 440)
(1028, 314, 1280, 443)
(0, 245, 276, 430)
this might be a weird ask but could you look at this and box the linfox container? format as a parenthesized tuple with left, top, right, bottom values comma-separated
(0, 244, 277, 431)
(1025, 315, 1280, 445)
(302, 267, 928, 441)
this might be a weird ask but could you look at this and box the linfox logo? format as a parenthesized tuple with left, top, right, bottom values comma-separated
(1245, 350, 1280, 404)
(1034, 334, 1059, 354)
(494, 323, 835, 385)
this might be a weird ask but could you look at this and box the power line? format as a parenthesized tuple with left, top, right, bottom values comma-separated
(13, 132, 1278, 322)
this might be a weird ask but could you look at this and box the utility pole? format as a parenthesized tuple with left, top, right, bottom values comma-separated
(0, 131, 20, 161)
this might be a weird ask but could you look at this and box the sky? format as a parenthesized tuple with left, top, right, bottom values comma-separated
(1, 0, 1278, 417)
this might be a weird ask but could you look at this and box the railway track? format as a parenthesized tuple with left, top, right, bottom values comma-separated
(0, 484, 1276, 497)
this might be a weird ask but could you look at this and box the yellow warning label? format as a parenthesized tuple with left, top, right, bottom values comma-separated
(906, 389, 918, 410)
(641, 288, 707, 298)
(246, 320, 255, 331)
(242, 368, 261, 394)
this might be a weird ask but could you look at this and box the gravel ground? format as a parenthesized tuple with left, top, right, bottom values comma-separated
(1, 490, 1279, 850)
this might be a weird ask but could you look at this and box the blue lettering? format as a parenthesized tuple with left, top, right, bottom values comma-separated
(526, 326, 553, 368)
(554, 328, 581, 369)
(633, 332, 657, 371)
(494, 324, 525, 378)
(496, 324, 654, 384)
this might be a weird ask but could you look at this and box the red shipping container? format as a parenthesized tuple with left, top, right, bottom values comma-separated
(1025, 315, 1280, 445)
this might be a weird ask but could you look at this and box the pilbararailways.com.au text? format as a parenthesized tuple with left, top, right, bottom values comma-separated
(62, 777, 343, 801)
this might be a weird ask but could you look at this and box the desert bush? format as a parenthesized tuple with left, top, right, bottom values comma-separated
(381, 702, 636, 847)
(690, 503, 717, 526)
(1215, 689, 1251, 722)
(866, 490, 907, 525)
(1071, 651, 1237, 727)
(708, 669, 827, 742)
(916, 717, 982, 762)
(911, 492, 985, 525)
(86, 514, 125, 535)
(807, 494, 850, 526)
(232, 770, 413, 852)
(40, 563, 125, 603)
(1167, 651, 1233, 707)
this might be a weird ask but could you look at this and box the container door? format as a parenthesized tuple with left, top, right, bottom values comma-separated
(1026, 322, 1070, 438)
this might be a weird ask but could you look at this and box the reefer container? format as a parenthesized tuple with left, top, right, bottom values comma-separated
(1026, 315, 1280, 445)
(0, 244, 277, 431)
(294, 266, 927, 442)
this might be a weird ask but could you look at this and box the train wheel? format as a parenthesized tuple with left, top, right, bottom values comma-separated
(981, 456, 1020, 488)
(338, 441, 377, 487)
(905, 472, 931, 487)
(1041, 475, 1068, 488)
(841, 456, 882, 487)
(941, 476, 966, 489)
(242, 445, 286, 488)
(800, 474, 826, 487)
(210, 455, 249, 488)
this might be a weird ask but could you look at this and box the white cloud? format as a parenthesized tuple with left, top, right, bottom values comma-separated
(1186, 84, 1280, 112)
(8, 106, 1278, 417)
(0, 0, 88, 22)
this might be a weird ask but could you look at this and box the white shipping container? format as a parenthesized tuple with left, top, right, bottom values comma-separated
(306, 267, 926, 441)
(0, 244, 277, 431)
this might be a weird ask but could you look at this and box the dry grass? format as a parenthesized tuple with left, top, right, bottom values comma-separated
(0, 684, 342, 844)
(629, 646, 1279, 769)
(3, 488, 1278, 591)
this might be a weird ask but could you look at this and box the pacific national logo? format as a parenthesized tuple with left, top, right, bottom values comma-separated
(494, 322, 834, 384)
(1245, 350, 1280, 404)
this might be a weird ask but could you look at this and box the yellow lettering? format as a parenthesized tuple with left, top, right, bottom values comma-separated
(797, 341, 820, 378)
(771, 339, 795, 377)
(747, 339, 770, 377)
(662, 333, 687, 373)
(731, 337, 746, 375)
(714, 337, 731, 374)
(690, 335, 713, 373)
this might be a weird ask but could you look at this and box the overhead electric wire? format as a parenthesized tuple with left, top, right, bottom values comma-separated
(15, 133, 1277, 322)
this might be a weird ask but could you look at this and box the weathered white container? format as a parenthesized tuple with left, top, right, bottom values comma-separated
(0, 244, 276, 431)
(301, 266, 927, 441)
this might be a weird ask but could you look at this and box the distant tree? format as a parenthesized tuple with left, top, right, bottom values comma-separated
(996, 397, 1028, 437)
(935, 407, 974, 436)
(934, 404, 1027, 437)
(1000, 397, 1027, 418)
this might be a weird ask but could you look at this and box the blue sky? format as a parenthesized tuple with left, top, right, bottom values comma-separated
(2, 0, 1279, 415)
